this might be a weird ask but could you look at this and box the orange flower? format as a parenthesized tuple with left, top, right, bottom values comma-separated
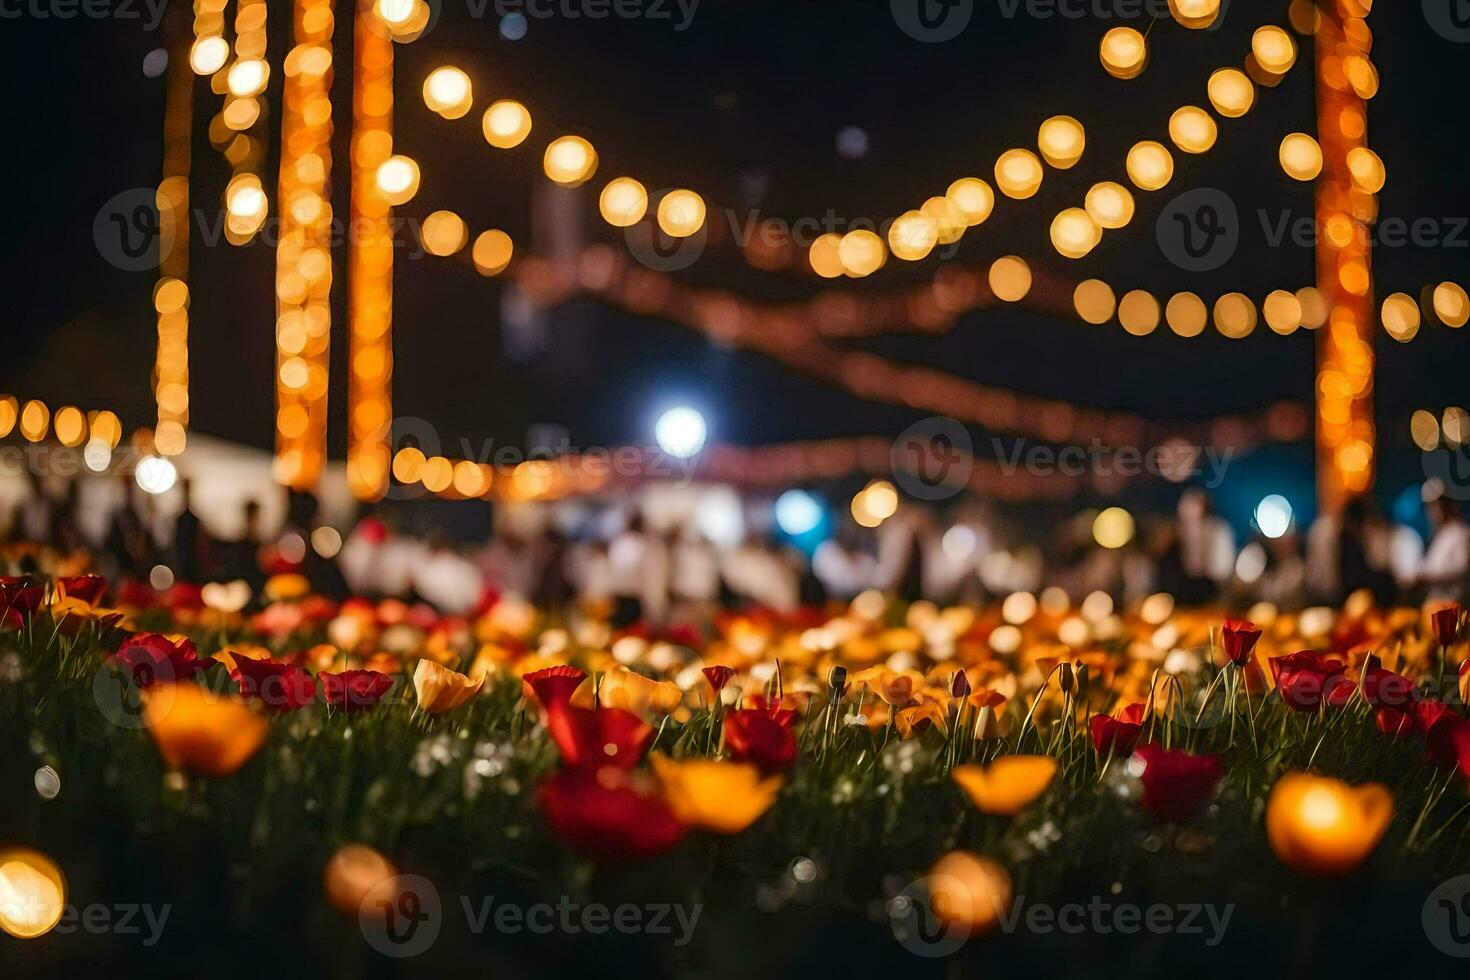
(927, 851, 1012, 936)
(263, 573, 311, 602)
(1266, 772, 1393, 876)
(895, 701, 949, 738)
(412, 659, 484, 713)
(852, 666, 917, 706)
(650, 755, 784, 834)
(143, 683, 269, 776)
(599, 668, 682, 716)
(951, 756, 1058, 816)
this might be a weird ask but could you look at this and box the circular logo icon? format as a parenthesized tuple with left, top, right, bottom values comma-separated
(1423, 447, 1470, 501)
(888, 875, 972, 957)
(356, 415, 443, 502)
(360, 873, 442, 958)
(891, 0, 973, 43)
(93, 187, 176, 273)
(1156, 188, 1239, 272)
(624, 214, 709, 272)
(1425, 0, 1470, 42)
(92, 663, 161, 731)
(1424, 875, 1470, 957)
(891, 417, 973, 501)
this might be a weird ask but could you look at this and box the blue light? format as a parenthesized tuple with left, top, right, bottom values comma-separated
(500, 13, 527, 40)
(775, 490, 824, 537)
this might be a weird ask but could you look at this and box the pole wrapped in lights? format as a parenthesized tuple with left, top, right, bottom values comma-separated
(151, 1, 197, 458)
(346, 0, 396, 500)
(272, 0, 336, 489)
(1314, 6, 1378, 511)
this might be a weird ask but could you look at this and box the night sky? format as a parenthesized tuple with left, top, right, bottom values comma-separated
(1, 0, 1466, 528)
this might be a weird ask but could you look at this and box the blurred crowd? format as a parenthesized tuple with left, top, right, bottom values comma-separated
(3, 466, 1467, 622)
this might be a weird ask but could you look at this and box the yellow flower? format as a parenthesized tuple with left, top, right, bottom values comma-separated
(951, 756, 1058, 816)
(1266, 772, 1393, 876)
(599, 667, 682, 716)
(144, 683, 269, 777)
(650, 755, 783, 834)
(412, 659, 484, 713)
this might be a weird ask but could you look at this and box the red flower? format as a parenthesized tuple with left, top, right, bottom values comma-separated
(724, 707, 797, 770)
(546, 705, 652, 770)
(523, 665, 587, 710)
(1133, 745, 1223, 822)
(1089, 702, 1148, 756)
(116, 579, 162, 610)
(109, 633, 213, 687)
(538, 766, 686, 861)
(1, 577, 45, 627)
(1455, 723, 1470, 781)
(1270, 651, 1351, 711)
(1376, 707, 1414, 737)
(230, 653, 317, 712)
(1360, 666, 1414, 710)
(58, 575, 108, 605)
(320, 669, 393, 712)
(663, 624, 704, 650)
(701, 665, 735, 696)
(1221, 619, 1262, 665)
(1432, 604, 1464, 647)
(165, 583, 205, 611)
(744, 694, 798, 727)
(1414, 700, 1469, 766)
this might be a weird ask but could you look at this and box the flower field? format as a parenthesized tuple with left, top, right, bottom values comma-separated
(3, 573, 1469, 976)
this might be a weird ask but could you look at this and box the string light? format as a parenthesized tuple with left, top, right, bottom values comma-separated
(656, 189, 706, 238)
(1125, 141, 1174, 191)
(599, 177, 648, 227)
(838, 230, 886, 278)
(1168, 0, 1221, 29)
(543, 135, 598, 186)
(423, 65, 472, 119)
(1099, 27, 1147, 79)
(1050, 208, 1101, 259)
(1168, 106, 1218, 154)
(1279, 132, 1323, 181)
(889, 210, 940, 262)
(1084, 181, 1134, 229)
(994, 149, 1044, 200)
(420, 210, 468, 256)
(1208, 68, 1256, 118)
(1166, 292, 1208, 337)
(375, 154, 421, 205)
(472, 230, 514, 276)
(988, 256, 1031, 302)
(1073, 279, 1116, 325)
(946, 178, 994, 226)
(482, 99, 533, 148)
(1118, 290, 1159, 336)
(1037, 115, 1085, 169)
